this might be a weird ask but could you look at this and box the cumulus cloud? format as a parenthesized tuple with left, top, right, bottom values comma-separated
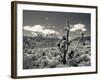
(70, 24, 87, 32)
(23, 25, 43, 32)
(23, 25, 59, 36)
(81, 28, 86, 31)
(31, 32, 38, 37)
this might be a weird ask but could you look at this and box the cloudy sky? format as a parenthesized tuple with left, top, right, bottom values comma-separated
(23, 10, 91, 39)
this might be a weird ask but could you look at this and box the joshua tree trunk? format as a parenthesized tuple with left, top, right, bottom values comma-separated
(63, 21, 70, 64)
(57, 21, 71, 64)
(74, 32, 84, 50)
(74, 36, 82, 50)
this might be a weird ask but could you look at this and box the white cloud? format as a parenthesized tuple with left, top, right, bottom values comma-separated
(23, 25, 59, 36)
(23, 25, 43, 32)
(31, 32, 38, 37)
(81, 28, 87, 31)
(70, 24, 87, 32)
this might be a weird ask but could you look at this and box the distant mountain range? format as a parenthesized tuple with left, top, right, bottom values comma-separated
(23, 33, 91, 49)
(71, 35, 91, 42)
(23, 29, 91, 43)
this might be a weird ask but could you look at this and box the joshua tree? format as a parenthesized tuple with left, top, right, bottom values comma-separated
(57, 21, 71, 64)
(57, 21, 86, 64)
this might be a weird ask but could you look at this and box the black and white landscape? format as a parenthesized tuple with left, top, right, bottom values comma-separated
(23, 10, 91, 69)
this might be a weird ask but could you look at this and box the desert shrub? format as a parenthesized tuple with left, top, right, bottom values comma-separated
(23, 55, 34, 69)
(78, 61, 90, 66)
(23, 37, 91, 69)
(67, 58, 79, 66)
(78, 54, 90, 62)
